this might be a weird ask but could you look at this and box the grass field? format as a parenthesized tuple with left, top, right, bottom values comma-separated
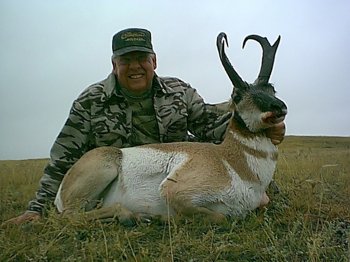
(1, 136, 349, 261)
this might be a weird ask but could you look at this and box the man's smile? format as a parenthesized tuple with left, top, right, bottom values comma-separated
(129, 74, 144, 79)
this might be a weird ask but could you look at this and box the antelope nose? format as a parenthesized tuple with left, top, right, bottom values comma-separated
(276, 108, 288, 119)
(271, 101, 287, 117)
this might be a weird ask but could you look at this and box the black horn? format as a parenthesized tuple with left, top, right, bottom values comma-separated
(243, 35, 281, 85)
(217, 32, 247, 89)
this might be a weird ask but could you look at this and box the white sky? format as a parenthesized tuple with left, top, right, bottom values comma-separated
(1, 0, 349, 160)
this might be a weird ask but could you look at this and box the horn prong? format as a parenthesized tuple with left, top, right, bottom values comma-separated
(243, 34, 281, 85)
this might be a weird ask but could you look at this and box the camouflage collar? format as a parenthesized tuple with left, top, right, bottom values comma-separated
(153, 74, 181, 95)
(102, 73, 118, 99)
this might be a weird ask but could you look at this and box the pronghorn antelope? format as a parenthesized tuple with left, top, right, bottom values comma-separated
(54, 33, 287, 223)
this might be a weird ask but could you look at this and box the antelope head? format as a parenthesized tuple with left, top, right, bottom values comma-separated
(217, 33, 287, 133)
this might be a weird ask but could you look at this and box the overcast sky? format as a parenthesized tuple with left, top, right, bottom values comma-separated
(1, 0, 349, 160)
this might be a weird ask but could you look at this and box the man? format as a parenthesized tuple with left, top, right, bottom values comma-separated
(3, 28, 285, 225)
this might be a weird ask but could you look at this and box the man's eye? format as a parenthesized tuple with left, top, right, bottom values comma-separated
(119, 58, 130, 64)
(137, 55, 149, 62)
(118, 54, 150, 65)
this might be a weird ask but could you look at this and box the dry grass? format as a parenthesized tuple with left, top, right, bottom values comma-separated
(0, 136, 349, 261)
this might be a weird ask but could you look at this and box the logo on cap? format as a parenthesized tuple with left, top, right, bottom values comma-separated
(121, 32, 146, 42)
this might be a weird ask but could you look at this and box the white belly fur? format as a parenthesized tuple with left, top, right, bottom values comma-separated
(102, 147, 188, 216)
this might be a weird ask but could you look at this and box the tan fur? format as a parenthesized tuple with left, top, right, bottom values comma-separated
(58, 147, 122, 212)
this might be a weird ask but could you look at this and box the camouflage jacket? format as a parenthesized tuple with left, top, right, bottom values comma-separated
(28, 73, 231, 214)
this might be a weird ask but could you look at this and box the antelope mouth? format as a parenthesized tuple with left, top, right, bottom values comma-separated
(262, 111, 286, 125)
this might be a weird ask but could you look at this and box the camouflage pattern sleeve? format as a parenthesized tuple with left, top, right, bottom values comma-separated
(185, 84, 232, 143)
(27, 89, 93, 214)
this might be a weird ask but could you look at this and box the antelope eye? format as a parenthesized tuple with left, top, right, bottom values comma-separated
(232, 93, 242, 102)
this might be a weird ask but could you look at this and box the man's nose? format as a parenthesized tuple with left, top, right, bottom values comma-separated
(128, 59, 142, 68)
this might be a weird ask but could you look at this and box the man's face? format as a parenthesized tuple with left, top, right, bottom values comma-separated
(113, 51, 157, 94)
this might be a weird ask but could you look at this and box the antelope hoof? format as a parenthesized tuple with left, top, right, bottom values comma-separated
(259, 192, 270, 207)
(119, 212, 153, 227)
(119, 217, 137, 227)
(136, 213, 153, 224)
(118, 210, 137, 227)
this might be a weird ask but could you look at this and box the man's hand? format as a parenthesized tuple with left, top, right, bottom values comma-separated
(1, 211, 41, 228)
(266, 122, 286, 145)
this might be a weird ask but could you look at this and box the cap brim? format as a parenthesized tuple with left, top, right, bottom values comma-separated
(113, 46, 154, 56)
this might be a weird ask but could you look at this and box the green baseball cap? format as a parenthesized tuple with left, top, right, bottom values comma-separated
(112, 28, 154, 56)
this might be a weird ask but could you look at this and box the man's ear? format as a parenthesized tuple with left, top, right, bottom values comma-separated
(112, 59, 117, 70)
(152, 54, 157, 70)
